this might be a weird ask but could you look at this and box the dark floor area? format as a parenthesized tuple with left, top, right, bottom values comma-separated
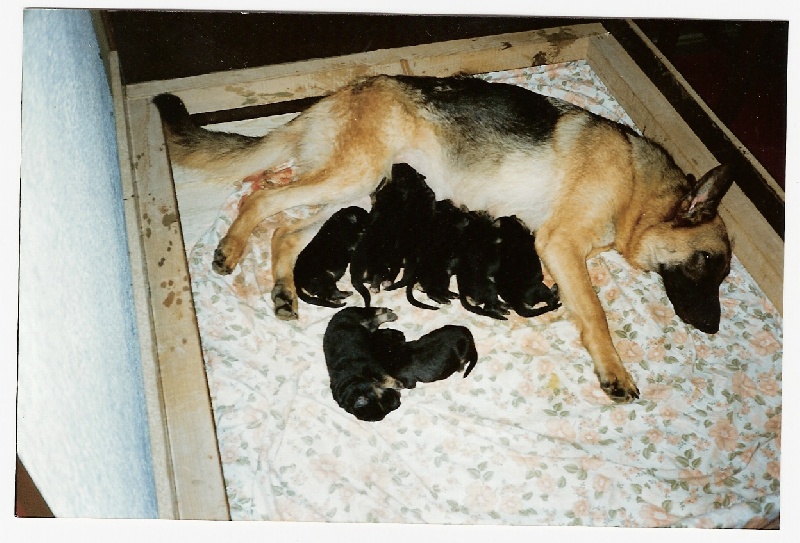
(104, 12, 589, 84)
(103, 12, 787, 188)
(636, 19, 787, 188)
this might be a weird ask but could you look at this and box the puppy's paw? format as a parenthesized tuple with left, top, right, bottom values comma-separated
(212, 236, 245, 275)
(485, 307, 508, 321)
(596, 367, 640, 404)
(330, 289, 352, 301)
(374, 307, 398, 324)
(272, 281, 299, 320)
(429, 294, 451, 305)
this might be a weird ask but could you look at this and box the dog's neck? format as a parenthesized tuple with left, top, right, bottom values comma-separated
(614, 136, 695, 269)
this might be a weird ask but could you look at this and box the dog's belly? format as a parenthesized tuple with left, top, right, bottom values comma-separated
(395, 147, 563, 232)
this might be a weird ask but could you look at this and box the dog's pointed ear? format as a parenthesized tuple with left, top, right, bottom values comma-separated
(674, 164, 734, 226)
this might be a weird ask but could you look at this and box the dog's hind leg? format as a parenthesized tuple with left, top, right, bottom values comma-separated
(536, 232, 640, 403)
(214, 164, 385, 275)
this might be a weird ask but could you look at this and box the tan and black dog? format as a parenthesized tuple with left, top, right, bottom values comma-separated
(153, 74, 733, 403)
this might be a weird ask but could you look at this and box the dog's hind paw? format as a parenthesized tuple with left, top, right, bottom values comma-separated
(272, 282, 299, 320)
(212, 247, 233, 275)
(213, 236, 245, 275)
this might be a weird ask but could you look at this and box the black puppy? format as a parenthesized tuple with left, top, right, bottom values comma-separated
(294, 206, 369, 307)
(455, 210, 509, 320)
(350, 163, 436, 306)
(372, 325, 479, 389)
(405, 199, 470, 310)
(369, 327, 408, 364)
(494, 215, 561, 317)
(323, 307, 403, 421)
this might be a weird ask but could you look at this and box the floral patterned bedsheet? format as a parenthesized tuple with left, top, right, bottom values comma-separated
(186, 62, 782, 526)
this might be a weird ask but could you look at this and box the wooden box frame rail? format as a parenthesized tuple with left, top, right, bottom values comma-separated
(106, 20, 784, 520)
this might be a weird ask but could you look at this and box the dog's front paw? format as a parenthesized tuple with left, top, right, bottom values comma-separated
(213, 236, 245, 275)
(596, 366, 640, 404)
(272, 281, 298, 320)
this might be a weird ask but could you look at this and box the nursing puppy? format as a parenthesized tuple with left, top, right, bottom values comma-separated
(406, 199, 470, 310)
(372, 325, 479, 389)
(322, 307, 403, 421)
(456, 210, 509, 320)
(349, 163, 436, 306)
(495, 215, 561, 318)
(154, 74, 734, 403)
(294, 206, 369, 307)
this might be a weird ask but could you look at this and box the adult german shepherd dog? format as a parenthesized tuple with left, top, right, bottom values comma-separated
(154, 74, 733, 403)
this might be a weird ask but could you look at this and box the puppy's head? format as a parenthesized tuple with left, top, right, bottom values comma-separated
(494, 215, 529, 239)
(341, 381, 402, 422)
(335, 206, 369, 247)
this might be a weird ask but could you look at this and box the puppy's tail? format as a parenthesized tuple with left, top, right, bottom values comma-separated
(463, 334, 479, 378)
(353, 279, 372, 307)
(406, 283, 440, 311)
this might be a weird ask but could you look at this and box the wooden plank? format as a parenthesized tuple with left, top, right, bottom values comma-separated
(126, 95, 230, 520)
(108, 51, 179, 519)
(586, 31, 783, 314)
(125, 24, 606, 113)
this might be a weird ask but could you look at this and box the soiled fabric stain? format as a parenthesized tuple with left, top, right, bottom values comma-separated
(162, 212, 178, 228)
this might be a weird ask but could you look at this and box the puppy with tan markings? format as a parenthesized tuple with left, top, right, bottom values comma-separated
(155, 74, 734, 403)
(371, 325, 479, 389)
(323, 307, 403, 421)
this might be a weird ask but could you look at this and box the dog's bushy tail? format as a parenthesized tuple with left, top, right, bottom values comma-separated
(152, 94, 195, 134)
(152, 93, 263, 171)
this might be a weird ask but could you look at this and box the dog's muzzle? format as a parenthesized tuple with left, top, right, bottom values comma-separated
(659, 267, 722, 334)
(668, 290, 721, 334)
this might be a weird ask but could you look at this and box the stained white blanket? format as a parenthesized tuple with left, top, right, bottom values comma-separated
(186, 62, 782, 526)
